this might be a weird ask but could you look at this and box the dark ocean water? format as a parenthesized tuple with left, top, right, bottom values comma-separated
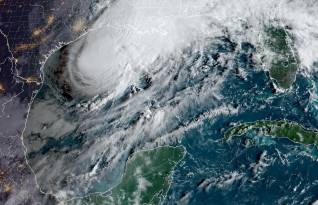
(165, 53, 318, 204)
(25, 34, 318, 203)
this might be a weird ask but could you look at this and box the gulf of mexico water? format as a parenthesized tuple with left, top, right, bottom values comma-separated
(165, 55, 318, 204)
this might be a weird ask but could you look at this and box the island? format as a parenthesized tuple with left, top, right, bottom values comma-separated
(224, 120, 318, 146)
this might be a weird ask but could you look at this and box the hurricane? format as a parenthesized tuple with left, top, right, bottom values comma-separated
(23, 0, 318, 203)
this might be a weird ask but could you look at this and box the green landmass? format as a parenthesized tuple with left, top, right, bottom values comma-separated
(265, 26, 298, 89)
(70, 146, 185, 205)
(224, 120, 318, 146)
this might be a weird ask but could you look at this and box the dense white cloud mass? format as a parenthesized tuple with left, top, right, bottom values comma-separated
(66, 0, 318, 97)
(23, 0, 318, 201)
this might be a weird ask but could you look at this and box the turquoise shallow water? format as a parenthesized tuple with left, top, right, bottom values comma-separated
(24, 35, 318, 203)
(165, 57, 318, 204)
